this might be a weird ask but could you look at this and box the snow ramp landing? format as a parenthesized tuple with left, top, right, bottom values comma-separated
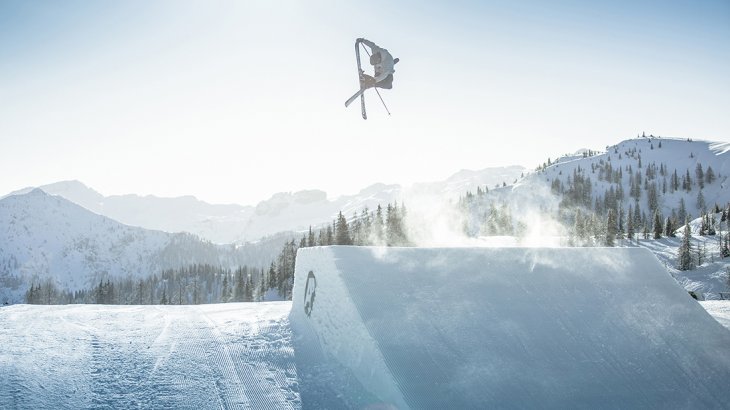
(290, 246, 730, 409)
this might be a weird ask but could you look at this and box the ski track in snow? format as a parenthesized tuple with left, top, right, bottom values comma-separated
(0, 302, 299, 410)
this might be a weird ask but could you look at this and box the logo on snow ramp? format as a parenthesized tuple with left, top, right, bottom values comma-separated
(304, 270, 317, 317)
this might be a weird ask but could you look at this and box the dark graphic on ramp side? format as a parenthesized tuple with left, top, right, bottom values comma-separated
(304, 271, 317, 317)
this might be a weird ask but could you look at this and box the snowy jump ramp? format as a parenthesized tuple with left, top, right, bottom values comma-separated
(290, 246, 730, 409)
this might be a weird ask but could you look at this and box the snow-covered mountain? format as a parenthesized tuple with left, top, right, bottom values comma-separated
(4, 181, 253, 244)
(530, 137, 730, 218)
(5, 166, 525, 243)
(469, 137, 730, 225)
(0, 190, 291, 303)
(459, 136, 730, 298)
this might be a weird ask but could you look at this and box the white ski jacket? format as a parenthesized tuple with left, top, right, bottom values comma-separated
(362, 39, 395, 83)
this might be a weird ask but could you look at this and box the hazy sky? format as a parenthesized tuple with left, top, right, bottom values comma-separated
(1, 0, 728, 205)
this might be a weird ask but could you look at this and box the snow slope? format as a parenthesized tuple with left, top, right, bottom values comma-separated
(635, 220, 730, 299)
(0, 190, 287, 303)
(291, 246, 730, 409)
(701, 300, 730, 329)
(524, 137, 730, 218)
(0, 302, 298, 409)
(0, 189, 169, 298)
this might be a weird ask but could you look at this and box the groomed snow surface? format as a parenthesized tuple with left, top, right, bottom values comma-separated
(0, 303, 299, 409)
(3, 246, 730, 409)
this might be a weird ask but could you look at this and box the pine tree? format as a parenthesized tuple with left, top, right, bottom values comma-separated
(325, 225, 333, 246)
(617, 204, 625, 241)
(267, 262, 276, 292)
(359, 207, 372, 245)
(372, 205, 385, 244)
(244, 276, 253, 302)
(221, 273, 230, 303)
(697, 190, 706, 213)
(677, 219, 693, 271)
(307, 226, 315, 247)
(678, 197, 687, 224)
(627, 205, 635, 241)
(664, 217, 675, 237)
(176, 282, 184, 305)
(386, 202, 409, 246)
(238, 268, 249, 302)
(350, 213, 361, 245)
(335, 211, 352, 245)
(25, 284, 37, 304)
(695, 163, 704, 189)
(647, 182, 658, 213)
(605, 209, 617, 246)
(192, 278, 200, 304)
(697, 240, 706, 266)
(652, 210, 663, 239)
(708, 213, 717, 236)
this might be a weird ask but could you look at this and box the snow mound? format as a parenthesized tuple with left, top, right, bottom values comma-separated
(291, 246, 730, 409)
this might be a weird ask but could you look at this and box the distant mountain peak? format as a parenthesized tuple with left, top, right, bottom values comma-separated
(28, 188, 48, 196)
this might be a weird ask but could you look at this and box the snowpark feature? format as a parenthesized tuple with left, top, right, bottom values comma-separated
(291, 246, 730, 409)
(3, 246, 730, 409)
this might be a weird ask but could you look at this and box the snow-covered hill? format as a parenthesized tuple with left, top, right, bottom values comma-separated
(5, 166, 525, 243)
(0, 190, 290, 303)
(526, 137, 730, 218)
(637, 214, 730, 298)
(460, 136, 730, 298)
(463, 137, 730, 237)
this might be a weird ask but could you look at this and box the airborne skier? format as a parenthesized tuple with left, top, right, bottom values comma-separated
(357, 38, 399, 90)
(345, 38, 399, 119)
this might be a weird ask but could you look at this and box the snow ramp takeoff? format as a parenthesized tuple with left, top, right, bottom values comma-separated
(290, 246, 730, 409)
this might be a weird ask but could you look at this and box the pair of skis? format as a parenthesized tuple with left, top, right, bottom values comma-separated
(344, 39, 368, 119)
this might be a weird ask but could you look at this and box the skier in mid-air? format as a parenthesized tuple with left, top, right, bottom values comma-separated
(357, 38, 399, 90)
(345, 37, 399, 119)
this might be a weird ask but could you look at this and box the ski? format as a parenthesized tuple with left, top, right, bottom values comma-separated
(355, 39, 367, 119)
(345, 88, 366, 107)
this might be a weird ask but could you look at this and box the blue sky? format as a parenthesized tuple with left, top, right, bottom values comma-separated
(1, 0, 728, 204)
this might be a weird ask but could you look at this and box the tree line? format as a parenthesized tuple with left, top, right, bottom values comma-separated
(25, 201, 411, 305)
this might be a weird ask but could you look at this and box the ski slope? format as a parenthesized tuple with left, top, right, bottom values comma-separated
(0, 302, 299, 409)
(3, 246, 730, 409)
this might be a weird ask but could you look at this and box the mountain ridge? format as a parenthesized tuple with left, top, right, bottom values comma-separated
(0, 190, 293, 303)
(3, 166, 526, 243)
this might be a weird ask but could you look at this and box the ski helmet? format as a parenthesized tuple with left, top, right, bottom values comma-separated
(370, 53, 382, 65)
